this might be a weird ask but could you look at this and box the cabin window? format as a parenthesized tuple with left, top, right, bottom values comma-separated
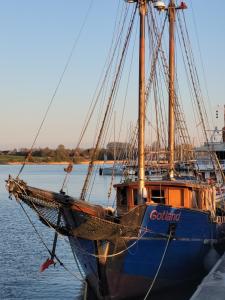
(118, 187, 127, 205)
(151, 189, 165, 204)
(192, 191, 199, 208)
(133, 189, 138, 205)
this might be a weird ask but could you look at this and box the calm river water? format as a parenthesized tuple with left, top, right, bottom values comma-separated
(0, 164, 114, 300)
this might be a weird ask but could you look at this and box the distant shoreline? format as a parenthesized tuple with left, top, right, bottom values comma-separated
(2, 160, 115, 165)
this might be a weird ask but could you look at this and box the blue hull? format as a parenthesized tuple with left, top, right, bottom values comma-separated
(68, 204, 222, 300)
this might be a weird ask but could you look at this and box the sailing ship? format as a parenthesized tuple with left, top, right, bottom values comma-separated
(6, 1, 225, 299)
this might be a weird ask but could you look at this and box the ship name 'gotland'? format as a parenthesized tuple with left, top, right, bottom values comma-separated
(150, 210, 181, 221)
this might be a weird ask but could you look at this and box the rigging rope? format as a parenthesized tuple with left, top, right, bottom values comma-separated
(189, 1, 214, 127)
(80, 5, 137, 200)
(60, 4, 130, 193)
(17, 0, 94, 177)
(17, 200, 84, 282)
(177, 11, 225, 184)
(148, 6, 192, 161)
(8, 176, 85, 280)
(106, 21, 139, 200)
(73, 230, 147, 259)
(87, 10, 138, 195)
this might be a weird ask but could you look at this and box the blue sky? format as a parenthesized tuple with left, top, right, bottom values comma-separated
(0, 0, 225, 150)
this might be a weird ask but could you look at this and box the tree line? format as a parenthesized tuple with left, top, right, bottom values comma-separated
(0, 142, 193, 163)
(0, 144, 123, 163)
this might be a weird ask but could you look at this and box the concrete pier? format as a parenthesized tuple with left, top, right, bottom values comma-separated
(190, 253, 225, 299)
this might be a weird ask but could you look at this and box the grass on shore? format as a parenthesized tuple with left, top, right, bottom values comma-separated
(0, 155, 26, 164)
(0, 155, 92, 164)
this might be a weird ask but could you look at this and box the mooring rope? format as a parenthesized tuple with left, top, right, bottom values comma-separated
(143, 231, 172, 300)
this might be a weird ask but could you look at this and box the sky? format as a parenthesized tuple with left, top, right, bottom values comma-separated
(0, 0, 225, 150)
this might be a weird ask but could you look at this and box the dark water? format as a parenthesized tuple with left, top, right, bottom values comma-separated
(0, 164, 113, 300)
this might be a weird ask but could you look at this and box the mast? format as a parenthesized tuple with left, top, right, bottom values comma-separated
(138, 0, 147, 202)
(126, 0, 148, 202)
(168, 0, 176, 179)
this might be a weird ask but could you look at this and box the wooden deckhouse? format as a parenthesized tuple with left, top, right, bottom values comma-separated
(115, 180, 215, 215)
